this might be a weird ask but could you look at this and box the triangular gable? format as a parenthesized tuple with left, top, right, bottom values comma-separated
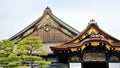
(9, 7, 79, 43)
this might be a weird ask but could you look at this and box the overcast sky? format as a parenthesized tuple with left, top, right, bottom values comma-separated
(0, 0, 120, 40)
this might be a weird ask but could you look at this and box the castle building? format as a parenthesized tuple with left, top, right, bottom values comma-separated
(50, 19, 120, 68)
(9, 7, 79, 68)
(9, 8, 120, 68)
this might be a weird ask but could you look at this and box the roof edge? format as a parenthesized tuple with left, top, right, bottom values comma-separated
(9, 7, 80, 41)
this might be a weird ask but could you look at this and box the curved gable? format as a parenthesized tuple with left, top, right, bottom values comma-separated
(51, 20, 120, 51)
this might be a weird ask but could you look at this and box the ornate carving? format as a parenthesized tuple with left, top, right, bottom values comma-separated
(71, 56, 80, 61)
(83, 53, 106, 61)
(42, 23, 51, 32)
(110, 56, 119, 61)
(90, 31, 102, 39)
(61, 28, 72, 35)
(23, 28, 34, 36)
(43, 26, 50, 32)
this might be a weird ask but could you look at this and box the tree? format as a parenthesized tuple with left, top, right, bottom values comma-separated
(0, 40, 19, 68)
(15, 36, 51, 68)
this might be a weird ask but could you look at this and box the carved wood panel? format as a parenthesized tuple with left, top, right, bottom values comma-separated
(83, 53, 106, 61)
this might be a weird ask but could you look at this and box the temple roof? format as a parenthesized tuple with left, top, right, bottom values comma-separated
(50, 20, 120, 50)
(9, 7, 79, 43)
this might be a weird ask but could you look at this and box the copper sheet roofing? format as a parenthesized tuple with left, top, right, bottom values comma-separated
(51, 39, 120, 50)
(50, 20, 120, 50)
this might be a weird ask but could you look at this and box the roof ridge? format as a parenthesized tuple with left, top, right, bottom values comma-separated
(43, 7, 52, 15)
(9, 7, 79, 42)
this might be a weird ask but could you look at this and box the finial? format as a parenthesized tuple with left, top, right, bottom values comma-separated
(46, 6, 50, 9)
(88, 19, 98, 26)
(44, 6, 52, 13)
(90, 19, 95, 23)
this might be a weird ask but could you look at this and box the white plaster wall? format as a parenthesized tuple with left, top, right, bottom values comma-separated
(43, 43, 63, 53)
(109, 63, 120, 68)
(70, 63, 81, 68)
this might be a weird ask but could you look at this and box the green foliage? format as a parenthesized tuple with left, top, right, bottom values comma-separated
(35, 61, 51, 68)
(0, 36, 51, 68)
(16, 36, 46, 55)
(0, 40, 14, 55)
(0, 40, 16, 67)
(16, 36, 51, 68)
(15, 66, 28, 68)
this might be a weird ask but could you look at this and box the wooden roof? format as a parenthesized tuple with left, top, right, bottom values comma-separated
(50, 19, 120, 50)
(9, 7, 79, 43)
